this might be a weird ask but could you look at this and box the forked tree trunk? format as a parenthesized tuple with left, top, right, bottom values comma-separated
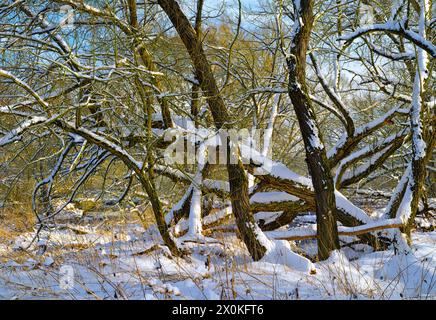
(158, 0, 267, 260)
(286, 0, 340, 260)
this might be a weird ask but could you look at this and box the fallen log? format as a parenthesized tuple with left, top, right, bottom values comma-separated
(266, 218, 404, 241)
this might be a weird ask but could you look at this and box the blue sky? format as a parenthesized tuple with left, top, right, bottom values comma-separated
(181, 0, 269, 30)
(185, 0, 264, 17)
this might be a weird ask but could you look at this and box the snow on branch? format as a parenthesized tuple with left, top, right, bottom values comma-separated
(0, 105, 35, 117)
(56, 121, 143, 173)
(267, 218, 403, 241)
(0, 116, 48, 147)
(339, 22, 436, 58)
(327, 106, 408, 165)
(368, 43, 415, 61)
(339, 144, 401, 187)
(245, 145, 372, 223)
(0, 69, 49, 109)
(309, 53, 355, 135)
(334, 130, 408, 187)
(32, 141, 75, 217)
(250, 191, 300, 204)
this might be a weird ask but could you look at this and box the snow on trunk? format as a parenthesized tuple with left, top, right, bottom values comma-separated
(186, 143, 206, 238)
(187, 187, 202, 237)
(261, 92, 280, 158)
(410, 0, 429, 163)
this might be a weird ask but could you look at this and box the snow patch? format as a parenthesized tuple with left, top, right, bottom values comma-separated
(260, 240, 315, 273)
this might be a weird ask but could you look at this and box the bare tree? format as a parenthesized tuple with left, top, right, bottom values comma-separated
(0, 0, 434, 265)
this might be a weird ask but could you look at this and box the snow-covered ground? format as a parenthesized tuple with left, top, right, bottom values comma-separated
(0, 212, 434, 300)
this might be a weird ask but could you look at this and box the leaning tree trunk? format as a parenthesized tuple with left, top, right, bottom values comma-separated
(286, 0, 340, 260)
(158, 0, 267, 260)
(137, 172, 181, 256)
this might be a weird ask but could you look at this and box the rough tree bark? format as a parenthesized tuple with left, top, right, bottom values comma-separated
(157, 0, 267, 260)
(285, 0, 340, 260)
